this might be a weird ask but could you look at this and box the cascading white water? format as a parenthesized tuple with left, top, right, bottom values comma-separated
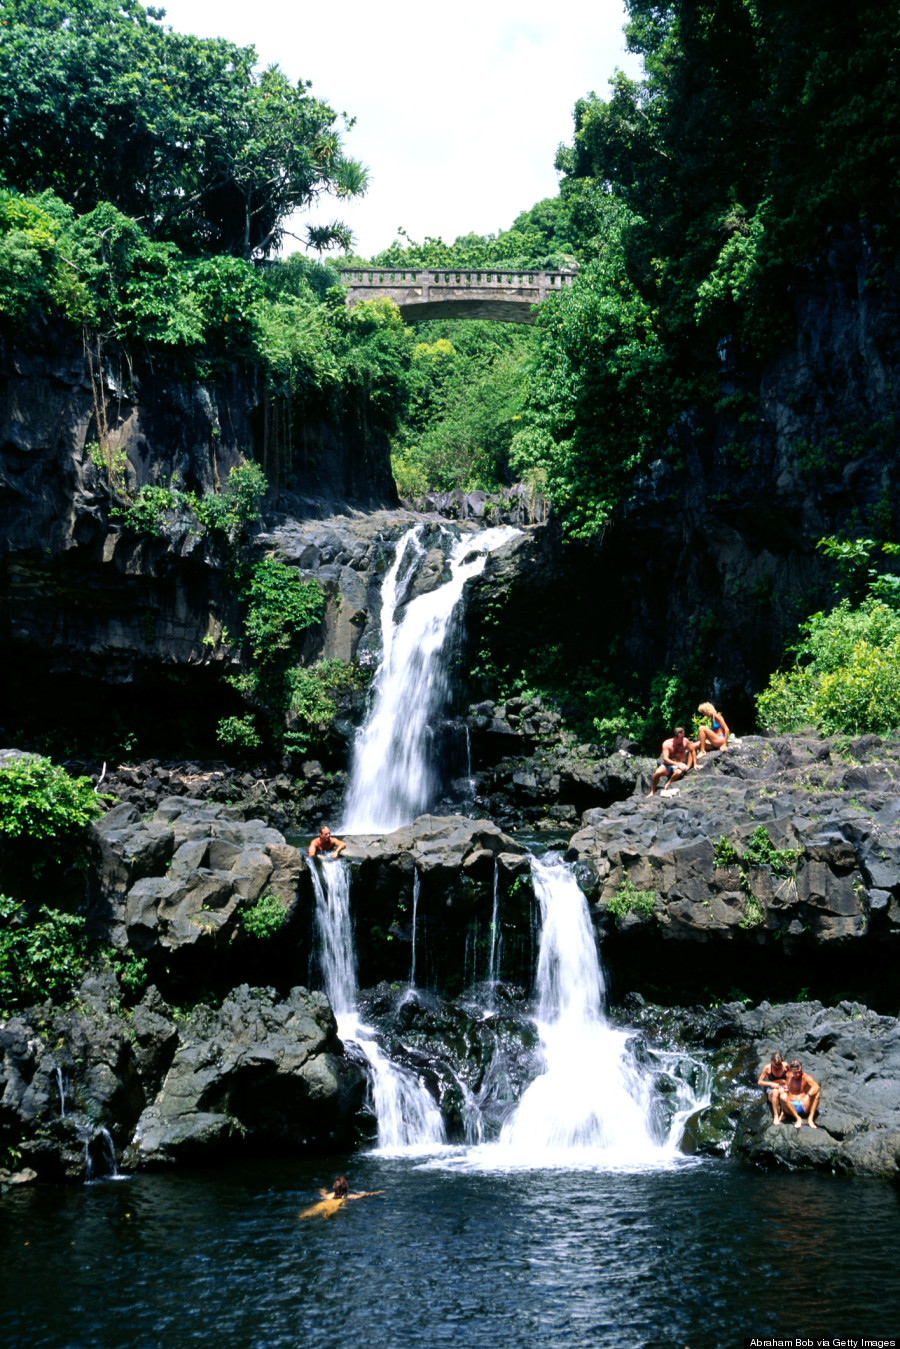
(409, 870, 420, 988)
(310, 851, 358, 1017)
(55, 1065, 66, 1119)
(486, 859, 501, 1011)
(495, 853, 705, 1164)
(310, 857, 445, 1150)
(341, 524, 519, 832)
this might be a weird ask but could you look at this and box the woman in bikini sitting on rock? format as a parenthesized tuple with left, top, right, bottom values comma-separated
(695, 702, 730, 758)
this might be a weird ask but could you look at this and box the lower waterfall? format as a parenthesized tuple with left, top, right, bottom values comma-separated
(310, 857, 446, 1151)
(312, 850, 707, 1168)
(494, 853, 705, 1165)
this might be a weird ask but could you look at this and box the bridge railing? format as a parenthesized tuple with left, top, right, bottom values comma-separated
(338, 269, 576, 289)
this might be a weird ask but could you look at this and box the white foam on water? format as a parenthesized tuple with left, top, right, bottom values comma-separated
(417, 854, 710, 1174)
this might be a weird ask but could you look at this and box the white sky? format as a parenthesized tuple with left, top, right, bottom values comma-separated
(157, 0, 640, 259)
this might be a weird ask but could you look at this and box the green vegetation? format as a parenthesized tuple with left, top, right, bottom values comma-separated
(111, 948, 150, 997)
(713, 827, 799, 929)
(242, 893, 289, 940)
(0, 0, 364, 258)
(0, 895, 88, 1016)
(756, 535, 900, 737)
(0, 0, 418, 518)
(713, 838, 741, 869)
(742, 827, 799, 877)
(505, 0, 900, 533)
(758, 599, 900, 735)
(218, 556, 364, 759)
(390, 322, 532, 497)
(607, 876, 657, 922)
(0, 755, 104, 873)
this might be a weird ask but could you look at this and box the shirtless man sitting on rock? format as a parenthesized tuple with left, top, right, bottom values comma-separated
(779, 1059, 820, 1129)
(647, 727, 696, 796)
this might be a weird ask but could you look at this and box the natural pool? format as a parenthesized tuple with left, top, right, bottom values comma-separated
(3, 1152, 899, 1349)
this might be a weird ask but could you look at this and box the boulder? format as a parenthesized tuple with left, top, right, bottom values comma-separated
(125, 985, 365, 1166)
(92, 798, 311, 959)
(569, 735, 900, 959)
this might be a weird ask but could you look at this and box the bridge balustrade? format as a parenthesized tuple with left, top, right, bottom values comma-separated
(338, 267, 575, 324)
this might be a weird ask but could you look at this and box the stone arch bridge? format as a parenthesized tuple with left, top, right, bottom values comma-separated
(339, 267, 576, 324)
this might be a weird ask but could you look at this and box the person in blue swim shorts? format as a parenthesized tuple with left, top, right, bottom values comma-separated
(779, 1059, 820, 1129)
(647, 727, 696, 796)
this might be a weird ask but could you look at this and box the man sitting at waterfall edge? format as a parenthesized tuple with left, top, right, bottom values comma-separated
(647, 727, 696, 796)
(308, 826, 347, 860)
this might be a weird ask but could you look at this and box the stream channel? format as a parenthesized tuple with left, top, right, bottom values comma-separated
(4, 524, 900, 1348)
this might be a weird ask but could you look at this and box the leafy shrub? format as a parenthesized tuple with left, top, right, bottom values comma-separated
(606, 876, 656, 922)
(713, 837, 740, 868)
(0, 755, 104, 872)
(242, 893, 288, 939)
(284, 660, 368, 756)
(190, 462, 268, 542)
(111, 947, 149, 996)
(111, 485, 179, 535)
(0, 895, 88, 1016)
(743, 826, 799, 876)
(242, 559, 326, 660)
(216, 716, 262, 752)
(757, 599, 900, 734)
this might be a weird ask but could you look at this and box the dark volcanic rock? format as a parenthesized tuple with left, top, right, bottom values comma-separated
(342, 815, 533, 993)
(569, 735, 900, 969)
(0, 975, 364, 1181)
(357, 983, 540, 1142)
(92, 796, 310, 957)
(126, 985, 364, 1167)
(625, 997, 900, 1181)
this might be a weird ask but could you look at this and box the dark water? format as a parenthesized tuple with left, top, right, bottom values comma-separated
(2, 1154, 899, 1349)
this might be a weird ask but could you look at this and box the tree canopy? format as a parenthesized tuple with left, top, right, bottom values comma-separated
(0, 0, 366, 256)
(507, 0, 900, 535)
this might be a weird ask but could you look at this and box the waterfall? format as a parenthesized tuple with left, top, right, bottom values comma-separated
(55, 1065, 66, 1119)
(486, 859, 501, 1010)
(309, 853, 357, 1017)
(82, 1124, 124, 1183)
(464, 724, 476, 810)
(494, 853, 706, 1164)
(341, 524, 518, 832)
(311, 857, 446, 1150)
(409, 870, 420, 988)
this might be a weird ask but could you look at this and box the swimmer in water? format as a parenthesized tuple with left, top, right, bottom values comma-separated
(299, 1175, 384, 1219)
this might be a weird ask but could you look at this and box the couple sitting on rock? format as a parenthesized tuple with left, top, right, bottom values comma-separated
(758, 1052, 821, 1129)
(647, 703, 730, 796)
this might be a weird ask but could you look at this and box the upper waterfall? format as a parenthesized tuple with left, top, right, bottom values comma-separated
(341, 523, 518, 833)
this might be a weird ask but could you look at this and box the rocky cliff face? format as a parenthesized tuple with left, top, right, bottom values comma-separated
(463, 231, 900, 726)
(0, 325, 399, 748)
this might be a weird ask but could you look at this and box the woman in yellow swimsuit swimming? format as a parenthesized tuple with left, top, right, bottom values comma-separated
(299, 1175, 384, 1219)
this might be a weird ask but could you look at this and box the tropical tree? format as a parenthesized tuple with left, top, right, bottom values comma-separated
(0, 0, 366, 256)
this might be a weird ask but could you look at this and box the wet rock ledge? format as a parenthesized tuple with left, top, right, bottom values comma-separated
(0, 977, 365, 1180)
(565, 732, 900, 1005)
(628, 996, 900, 1180)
